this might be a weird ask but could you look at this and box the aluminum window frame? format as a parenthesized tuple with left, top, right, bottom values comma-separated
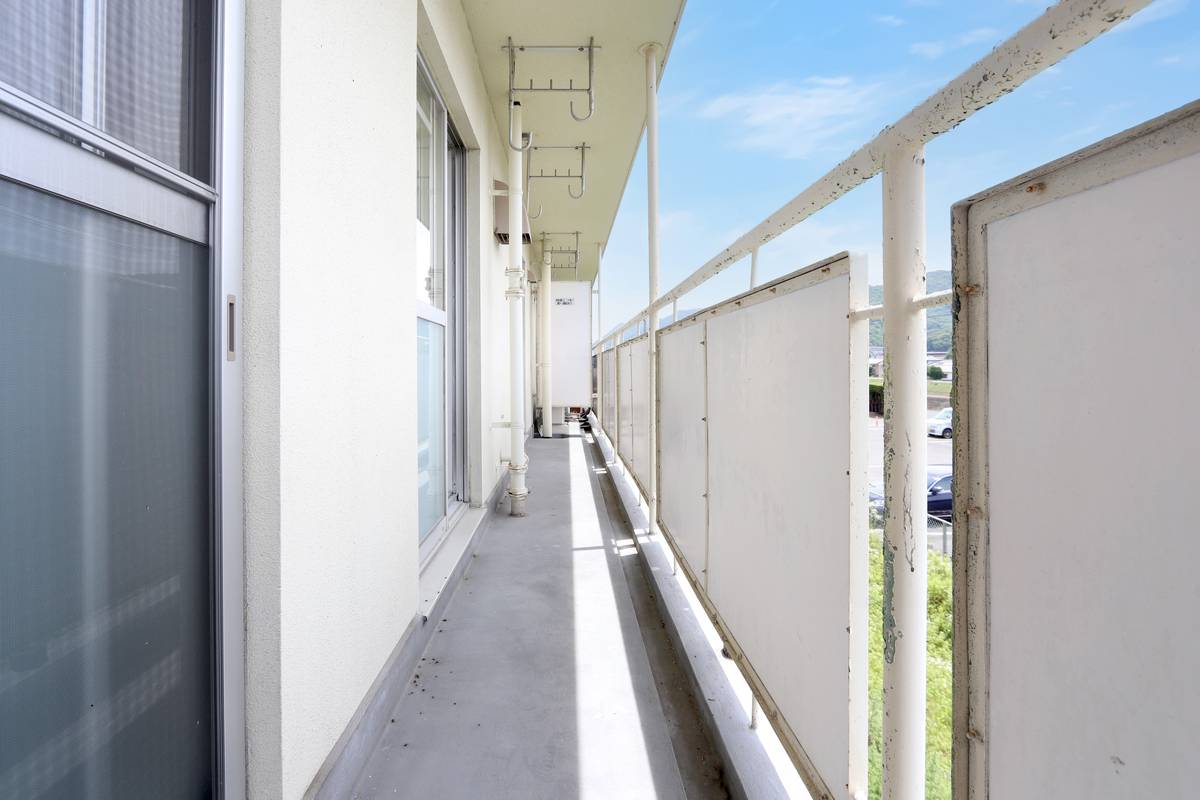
(0, 1, 245, 795)
(416, 52, 469, 565)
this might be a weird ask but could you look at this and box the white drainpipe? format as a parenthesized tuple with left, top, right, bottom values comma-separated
(507, 102, 529, 516)
(881, 142, 927, 800)
(643, 42, 661, 533)
(540, 249, 553, 436)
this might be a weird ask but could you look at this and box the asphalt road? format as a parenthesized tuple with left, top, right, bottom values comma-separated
(866, 415, 952, 489)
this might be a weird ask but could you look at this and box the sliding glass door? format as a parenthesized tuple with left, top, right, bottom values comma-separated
(415, 59, 466, 550)
(0, 1, 225, 797)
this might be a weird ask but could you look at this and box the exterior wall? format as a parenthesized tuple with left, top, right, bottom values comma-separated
(244, 0, 418, 797)
(244, 0, 522, 796)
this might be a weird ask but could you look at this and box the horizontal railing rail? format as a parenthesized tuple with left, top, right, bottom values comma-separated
(595, 0, 1150, 349)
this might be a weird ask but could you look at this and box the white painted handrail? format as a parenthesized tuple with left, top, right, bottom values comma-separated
(596, 0, 1150, 346)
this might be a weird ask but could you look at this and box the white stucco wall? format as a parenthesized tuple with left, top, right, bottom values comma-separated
(244, 0, 523, 796)
(244, 0, 418, 797)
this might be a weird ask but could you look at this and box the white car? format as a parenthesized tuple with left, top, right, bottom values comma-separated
(927, 407, 952, 438)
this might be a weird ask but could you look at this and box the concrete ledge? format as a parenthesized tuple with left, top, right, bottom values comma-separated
(587, 414, 807, 800)
(305, 476, 507, 800)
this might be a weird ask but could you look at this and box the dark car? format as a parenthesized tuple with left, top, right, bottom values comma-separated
(927, 469, 952, 520)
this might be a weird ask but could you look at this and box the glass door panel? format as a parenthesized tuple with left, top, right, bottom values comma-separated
(0, 179, 213, 799)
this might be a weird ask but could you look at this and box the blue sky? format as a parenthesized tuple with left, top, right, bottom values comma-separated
(596, 0, 1200, 337)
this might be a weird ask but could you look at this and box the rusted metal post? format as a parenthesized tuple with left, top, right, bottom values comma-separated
(881, 143, 927, 800)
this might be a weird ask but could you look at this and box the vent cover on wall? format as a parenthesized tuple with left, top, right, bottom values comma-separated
(493, 180, 531, 244)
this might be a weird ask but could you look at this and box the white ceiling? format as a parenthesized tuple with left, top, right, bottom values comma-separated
(461, 0, 687, 283)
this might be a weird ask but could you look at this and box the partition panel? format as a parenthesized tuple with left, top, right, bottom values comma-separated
(628, 336, 652, 494)
(655, 253, 868, 800)
(656, 319, 708, 575)
(601, 347, 617, 442)
(954, 102, 1200, 800)
(617, 342, 634, 463)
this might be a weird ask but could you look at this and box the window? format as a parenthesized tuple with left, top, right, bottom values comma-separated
(0, 2, 222, 795)
(930, 476, 952, 495)
(0, 0, 214, 180)
(416, 59, 466, 549)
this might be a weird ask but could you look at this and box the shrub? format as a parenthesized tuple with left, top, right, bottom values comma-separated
(927, 365, 945, 380)
(868, 533, 952, 799)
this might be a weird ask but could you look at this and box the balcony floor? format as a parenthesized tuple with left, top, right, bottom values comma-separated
(352, 433, 727, 799)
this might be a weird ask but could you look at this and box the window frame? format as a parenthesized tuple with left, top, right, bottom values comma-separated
(0, 1, 245, 795)
(415, 54, 468, 567)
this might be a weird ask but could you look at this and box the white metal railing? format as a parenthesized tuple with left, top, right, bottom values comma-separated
(591, 3, 1153, 799)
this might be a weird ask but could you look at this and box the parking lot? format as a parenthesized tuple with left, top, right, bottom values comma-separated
(866, 415, 952, 488)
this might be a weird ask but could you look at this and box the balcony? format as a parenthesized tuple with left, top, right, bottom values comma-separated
(0, 0, 1196, 798)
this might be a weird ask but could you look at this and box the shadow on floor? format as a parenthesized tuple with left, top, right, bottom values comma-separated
(352, 435, 726, 799)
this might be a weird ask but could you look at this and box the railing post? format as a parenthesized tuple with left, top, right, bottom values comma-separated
(506, 101, 529, 515)
(540, 249, 553, 437)
(596, 243, 603, 420)
(881, 142, 927, 800)
(749, 245, 759, 289)
(642, 41, 661, 535)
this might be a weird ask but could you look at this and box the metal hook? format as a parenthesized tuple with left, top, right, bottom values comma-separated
(569, 38, 596, 122)
(524, 146, 543, 219)
(567, 144, 586, 199)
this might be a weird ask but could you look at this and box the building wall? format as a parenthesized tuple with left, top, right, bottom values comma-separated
(244, 0, 524, 796)
(244, 0, 418, 797)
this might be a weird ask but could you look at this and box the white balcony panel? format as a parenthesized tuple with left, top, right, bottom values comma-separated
(955, 102, 1200, 800)
(601, 347, 617, 441)
(617, 342, 635, 465)
(653, 254, 868, 799)
(551, 281, 593, 407)
(629, 335, 653, 495)
(657, 318, 708, 577)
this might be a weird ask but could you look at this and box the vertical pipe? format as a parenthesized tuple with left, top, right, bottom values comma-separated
(881, 143, 927, 800)
(749, 246, 759, 289)
(671, 299, 677, 325)
(507, 102, 529, 516)
(541, 250, 553, 437)
(643, 42, 661, 534)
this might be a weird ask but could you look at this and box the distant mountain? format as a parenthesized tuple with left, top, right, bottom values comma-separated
(869, 269, 952, 352)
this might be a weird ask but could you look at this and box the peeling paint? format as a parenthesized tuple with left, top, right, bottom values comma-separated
(882, 541, 901, 664)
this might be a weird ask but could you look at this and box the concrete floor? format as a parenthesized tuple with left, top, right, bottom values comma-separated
(352, 435, 727, 800)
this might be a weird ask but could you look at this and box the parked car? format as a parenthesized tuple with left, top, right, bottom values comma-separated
(927, 407, 952, 438)
(869, 472, 952, 523)
(927, 469, 952, 520)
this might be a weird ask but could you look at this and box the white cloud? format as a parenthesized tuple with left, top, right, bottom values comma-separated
(909, 27, 1000, 60)
(910, 41, 947, 59)
(699, 76, 882, 160)
(1113, 0, 1190, 32)
(872, 14, 906, 26)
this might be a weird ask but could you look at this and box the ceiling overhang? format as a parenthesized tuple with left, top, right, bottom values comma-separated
(461, 0, 687, 283)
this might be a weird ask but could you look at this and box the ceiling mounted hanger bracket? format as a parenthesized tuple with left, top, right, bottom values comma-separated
(504, 36, 599, 148)
(540, 231, 582, 278)
(527, 143, 589, 201)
